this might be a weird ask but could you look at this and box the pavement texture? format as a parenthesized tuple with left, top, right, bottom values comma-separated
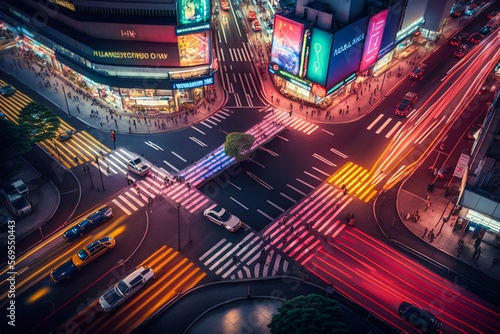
(1, 4, 499, 333)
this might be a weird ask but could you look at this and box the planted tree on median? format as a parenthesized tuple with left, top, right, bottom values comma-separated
(18, 102, 60, 143)
(268, 294, 349, 334)
(224, 132, 256, 162)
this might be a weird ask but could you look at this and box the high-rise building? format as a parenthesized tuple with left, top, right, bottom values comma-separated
(0, 0, 215, 113)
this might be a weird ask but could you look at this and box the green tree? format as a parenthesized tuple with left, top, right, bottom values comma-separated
(224, 132, 256, 162)
(268, 294, 349, 334)
(0, 119, 32, 162)
(18, 102, 60, 143)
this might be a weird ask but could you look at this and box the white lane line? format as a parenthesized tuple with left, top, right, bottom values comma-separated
(228, 181, 241, 190)
(191, 126, 206, 135)
(267, 200, 285, 212)
(231, 197, 249, 210)
(329, 148, 348, 159)
(304, 124, 319, 135)
(219, 109, 231, 116)
(257, 209, 274, 220)
(200, 239, 226, 261)
(375, 118, 392, 134)
(209, 115, 222, 123)
(247, 171, 273, 189)
(287, 184, 307, 196)
(312, 167, 329, 177)
(280, 192, 297, 203)
(248, 159, 266, 168)
(385, 121, 402, 138)
(313, 153, 336, 166)
(163, 160, 179, 172)
(296, 178, 315, 190)
(171, 151, 187, 162)
(304, 171, 322, 181)
(332, 223, 347, 238)
(367, 114, 384, 130)
(321, 129, 335, 136)
(277, 135, 289, 141)
(145, 141, 164, 151)
(112, 199, 131, 215)
(205, 118, 218, 125)
(126, 192, 146, 207)
(200, 121, 213, 129)
(190, 137, 208, 147)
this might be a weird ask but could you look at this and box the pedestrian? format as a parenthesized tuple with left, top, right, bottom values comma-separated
(289, 110, 292, 117)
(473, 247, 482, 262)
(422, 227, 428, 238)
(76, 106, 80, 113)
(472, 248, 478, 259)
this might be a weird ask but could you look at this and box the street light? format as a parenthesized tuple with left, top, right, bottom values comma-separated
(84, 163, 94, 189)
(95, 156, 105, 191)
(61, 85, 71, 116)
(51, 140, 61, 163)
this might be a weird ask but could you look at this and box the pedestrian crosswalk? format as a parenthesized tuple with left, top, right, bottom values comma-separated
(195, 108, 232, 130)
(199, 231, 290, 279)
(219, 43, 253, 62)
(261, 106, 319, 135)
(198, 182, 354, 279)
(367, 114, 405, 139)
(326, 161, 383, 202)
(0, 80, 110, 168)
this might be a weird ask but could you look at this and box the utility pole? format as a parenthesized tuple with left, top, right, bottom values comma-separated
(95, 156, 105, 190)
(61, 85, 71, 116)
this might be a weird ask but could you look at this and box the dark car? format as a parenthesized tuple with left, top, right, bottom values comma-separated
(451, 10, 462, 18)
(50, 258, 78, 283)
(0, 185, 32, 217)
(478, 26, 491, 36)
(409, 64, 426, 80)
(395, 92, 418, 117)
(0, 85, 15, 97)
(469, 32, 483, 44)
(487, 10, 498, 20)
(63, 206, 113, 241)
(399, 301, 443, 333)
(57, 130, 74, 141)
(453, 44, 467, 58)
(50, 236, 116, 283)
(468, 124, 482, 139)
(449, 35, 461, 46)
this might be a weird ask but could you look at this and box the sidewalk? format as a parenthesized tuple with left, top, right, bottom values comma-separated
(0, 50, 226, 135)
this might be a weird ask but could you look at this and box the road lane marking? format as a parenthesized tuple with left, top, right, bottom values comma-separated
(163, 160, 179, 172)
(321, 129, 335, 136)
(112, 198, 132, 215)
(287, 184, 307, 196)
(199, 239, 226, 261)
(367, 114, 384, 130)
(257, 209, 274, 220)
(145, 141, 164, 151)
(228, 181, 241, 190)
(171, 151, 187, 162)
(230, 197, 249, 210)
(267, 200, 285, 212)
(191, 126, 205, 135)
(189, 137, 208, 147)
(248, 158, 265, 168)
(200, 121, 213, 129)
(312, 167, 329, 176)
(280, 192, 297, 203)
(329, 148, 348, 159)
(385, 121, 402, 138)
(277, 135, 289, 141)
(313, 153, 337, 166)
(375, 118, 392, 134)
(247, 171, 273, 189)
(304, 171, 323, 181)
(296, 178, 315, 190)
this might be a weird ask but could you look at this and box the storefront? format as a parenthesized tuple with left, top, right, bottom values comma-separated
(1, 19, 213, 114)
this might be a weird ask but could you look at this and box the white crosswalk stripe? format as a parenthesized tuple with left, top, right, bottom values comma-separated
(366, 115, 403, 138)
(198, 231, 290, 279)
(263, 109, 319, 135)
(225, 47, 252, 62)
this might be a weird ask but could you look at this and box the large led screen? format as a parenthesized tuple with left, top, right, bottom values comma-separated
(178, 0, 210, 26)
(326, 17, 369, 90)
(379, 3, 403, 57)
(305, 28, 333, 87)
(270, 15, 305, 76)
(359, 10, 388, 72)
(178, 31, 210, 66)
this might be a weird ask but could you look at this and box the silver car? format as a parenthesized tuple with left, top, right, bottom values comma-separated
(99, 266, 154, 312)
(203, 205, 242, 232)
(127, 158, 149, 176)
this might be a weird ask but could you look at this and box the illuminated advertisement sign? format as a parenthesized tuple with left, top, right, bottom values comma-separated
(172, 76, 214, 89)
(379, 3, 403, 57)
(305, 28, 333, 87)
(270, 15, 305, 76)
(359, 10, 388, 72)
(178, 0, 211, 26)
(178, 31, 210, 66)
(326, 17, 369, 89)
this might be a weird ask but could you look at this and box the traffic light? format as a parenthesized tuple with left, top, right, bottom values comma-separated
(110, 130, 116, 142)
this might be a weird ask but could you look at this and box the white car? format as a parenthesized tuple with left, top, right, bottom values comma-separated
(11, 180, 29, 196)
(127, 158, 150, 176)
(99, 266, 154, 312)
(203, 205, 242, 232)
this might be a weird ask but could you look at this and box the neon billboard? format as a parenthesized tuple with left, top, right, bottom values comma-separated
(326, 17, 368, 89)
(270, 15, 305, 76)
(359, 10, 388, 72)
(178, 0, 211, 26)
(178, 31, 210, 66)
(305, 28, 333, 87)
